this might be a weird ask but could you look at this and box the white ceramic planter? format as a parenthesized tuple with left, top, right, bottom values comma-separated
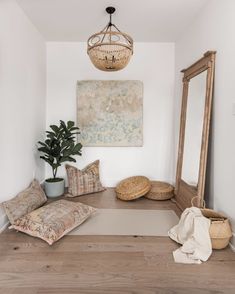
(44, 179, 65, 198)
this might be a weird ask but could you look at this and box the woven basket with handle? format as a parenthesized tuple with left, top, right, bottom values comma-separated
(191, 197, 232, 249)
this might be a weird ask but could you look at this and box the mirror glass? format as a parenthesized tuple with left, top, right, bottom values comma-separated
(181, 70, 207, 188)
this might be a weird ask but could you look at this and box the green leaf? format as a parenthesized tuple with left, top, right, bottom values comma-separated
(46, 131, 55, 136)
(50, 125, 59, 134)
(38, 141, 47, 148)
(70, 126, 80, 132)
(73, 143, 82, 153)
(40, 156, 53, 167)
(51, 163, 61, 169)
(60, 120, 67, 130)
(51, 146, 61, 157)
(46, 131, 56, 139)
(61, 140, 71, 148)
(63, 149, 72, 157)
(67, 121, 75, 129)
(49, 155, 54, 162)
(38, 147, 51, 154)
(67, 156, 76, 162)
(50, 138, 59, 146)
(64, 133, 74, 139)
(45, 139, 51, 145)
(59, 156, 70, 163)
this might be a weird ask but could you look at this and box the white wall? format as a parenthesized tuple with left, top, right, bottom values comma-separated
(0, 0, 46, 229)
(46, 42, 175, 187)
(174, 0, 235, 247)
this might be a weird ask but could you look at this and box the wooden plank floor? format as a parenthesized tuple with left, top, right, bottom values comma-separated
(0, 189, 235, 293)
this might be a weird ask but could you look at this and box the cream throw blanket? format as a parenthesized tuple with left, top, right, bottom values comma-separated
(168, 207, 212, 264)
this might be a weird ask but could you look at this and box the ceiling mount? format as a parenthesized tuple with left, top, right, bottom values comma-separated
(106, 6, 116, 15)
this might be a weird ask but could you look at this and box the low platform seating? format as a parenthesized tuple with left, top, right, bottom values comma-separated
(115, 176, 151, 201)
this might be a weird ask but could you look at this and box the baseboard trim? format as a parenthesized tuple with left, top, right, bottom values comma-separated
(0, 220, 9, 233)
(229, 232, 235, 252)
(230, 243, 235, 252)
(0, 204, 9, 233)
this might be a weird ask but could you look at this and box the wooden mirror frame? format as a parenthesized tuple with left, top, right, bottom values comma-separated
(175, 51, 216, 210)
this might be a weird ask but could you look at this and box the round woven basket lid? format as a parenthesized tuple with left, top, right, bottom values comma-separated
(145, 181, 174, 200)
(115, 176, 151, 201)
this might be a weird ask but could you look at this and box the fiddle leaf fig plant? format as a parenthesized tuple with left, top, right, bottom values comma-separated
(38, 120, 82, 182)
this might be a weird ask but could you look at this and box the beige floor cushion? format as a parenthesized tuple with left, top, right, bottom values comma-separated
(9, 199, 96, 245)
(115, 176, 151, 201)
(2, 180, 47, 224)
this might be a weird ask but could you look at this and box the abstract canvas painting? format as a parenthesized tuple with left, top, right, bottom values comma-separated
(77, 80, 143, 146)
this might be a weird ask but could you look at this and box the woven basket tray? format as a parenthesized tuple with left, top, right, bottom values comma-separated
(115, 176, 151, 201)
(192, 197, 232, 249)
(145, 181, 174, 200)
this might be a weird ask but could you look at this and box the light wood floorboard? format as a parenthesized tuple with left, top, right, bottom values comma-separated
(0, 189, 234, 293)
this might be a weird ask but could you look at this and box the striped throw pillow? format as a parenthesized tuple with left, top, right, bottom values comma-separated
(65, 160, 105, 197)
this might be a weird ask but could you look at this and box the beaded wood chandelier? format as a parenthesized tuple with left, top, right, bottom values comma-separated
(87, 7, 133, 72)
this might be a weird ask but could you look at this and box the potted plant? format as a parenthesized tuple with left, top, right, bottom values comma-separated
(38, 120, 82, 197)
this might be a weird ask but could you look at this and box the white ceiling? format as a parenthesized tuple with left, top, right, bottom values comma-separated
(16, 0, 209, 42)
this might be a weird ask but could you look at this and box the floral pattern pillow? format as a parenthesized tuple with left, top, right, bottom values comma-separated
(65, 160, 105, 197)
(2, 179, 47, 224)
(9, 200, 96, 245)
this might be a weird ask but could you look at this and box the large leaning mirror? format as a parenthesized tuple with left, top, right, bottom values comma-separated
(175, 51, 216, 210)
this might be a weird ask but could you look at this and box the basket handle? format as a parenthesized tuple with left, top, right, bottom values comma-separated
(191, 196, 206, 208)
